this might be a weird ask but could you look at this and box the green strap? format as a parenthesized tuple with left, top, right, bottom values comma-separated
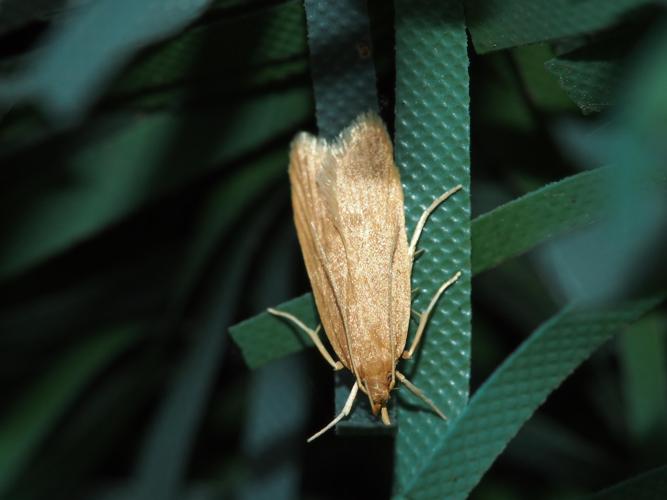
(303, 0, 378, 138)
(393, 0, 471, 491)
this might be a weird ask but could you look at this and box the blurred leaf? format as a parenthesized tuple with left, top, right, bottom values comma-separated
(0, 87, 310, 280)
(128, 192, 282, 500)
(0, 0, 85, 36)
(231, 166, 613, 367)
(396, 294, 664, 499)
(504, 415, 618, 486)
(550, 22, 667, 304)
(588, 464, 667, 499)
(511, 44, 574, 113)
(0, 147, 288, 349)
(472, 167, 608, 276)
(466, 0, 650, 54)
(6, 354, 163, 500)
(476, 53, 534, 132)
(0, 0, 215, 122)
(0, 324, 138, 496)
(238, 357, 307, 500)
(113, 0, 307, 102)
(238, 213, 305, 500)
(168, 149, 290, 308)
(545, 35, 628, 113)
(618, 313, 667, 446)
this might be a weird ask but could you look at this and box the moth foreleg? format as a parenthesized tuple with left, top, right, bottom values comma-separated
(267, 308, 343, 371)
(408, 184, 463, 261)
(402, 270, 462, 360)
(395, 371, 447, 421)
(307, 382, 359, 442)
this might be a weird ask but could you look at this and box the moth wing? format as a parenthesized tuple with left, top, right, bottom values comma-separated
(289, 134, 353, 369)
(314, 114, 412, 377)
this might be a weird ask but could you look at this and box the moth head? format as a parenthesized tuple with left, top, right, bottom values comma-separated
(362, 371, 395, 424)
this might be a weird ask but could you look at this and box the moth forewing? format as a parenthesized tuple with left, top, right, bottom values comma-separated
(289, 113, 411, 410)
(283, 112, 462, 441)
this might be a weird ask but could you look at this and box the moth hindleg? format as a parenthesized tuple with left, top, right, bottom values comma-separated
(402, 270, 462, 360)
(307, 382, 359, 442)
(268, 308, 343, 371)
(395, 370, 447, 421)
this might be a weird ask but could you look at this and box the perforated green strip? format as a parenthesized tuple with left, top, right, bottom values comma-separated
(303, 0, 378, 138)
(393, 0, 471, 491)
(397, 295, 665, 499)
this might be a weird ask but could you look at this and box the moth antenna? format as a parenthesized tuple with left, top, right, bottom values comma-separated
(307, 382, 359, 442)
(408, 185, 463, 262)
(395, 371, 447, 421)
(267, 308, 343, 370)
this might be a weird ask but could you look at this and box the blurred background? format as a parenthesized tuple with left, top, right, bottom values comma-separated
(0, 0, 666, 499)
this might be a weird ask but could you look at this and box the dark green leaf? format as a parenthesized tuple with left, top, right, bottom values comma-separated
(589, 464, 667, 500)
(0, 325, 138, 496)
(0, 0, 215, 121)
(466, 0, 650, 54)
(397, 295, 664, 499)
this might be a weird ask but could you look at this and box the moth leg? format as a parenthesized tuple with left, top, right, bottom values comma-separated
(408, 184, 463, 260)
(395, 371, 447, 420)
(402, 271, 462, 360)
(307, 382, 359, 442)
(267, 308, 343, 370)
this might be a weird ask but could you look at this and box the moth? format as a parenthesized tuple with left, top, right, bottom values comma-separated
(269, 112, 462, 442)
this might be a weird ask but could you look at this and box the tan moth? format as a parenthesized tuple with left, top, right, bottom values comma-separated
(269, 112, 462, 442)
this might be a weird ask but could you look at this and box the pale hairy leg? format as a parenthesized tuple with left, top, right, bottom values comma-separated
(402, 270, 461, 360)
(268, 308, 343, 370)
(396, 370, 447, 421)
(408, 184, 463, 261)
(307, 382, 359, 442)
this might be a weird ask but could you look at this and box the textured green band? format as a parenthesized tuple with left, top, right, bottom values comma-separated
(393, 0, 471, 491)
(303, 0, 378, 138)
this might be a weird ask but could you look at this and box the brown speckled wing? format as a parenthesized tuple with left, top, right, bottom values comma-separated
(288, 113, 411, 381)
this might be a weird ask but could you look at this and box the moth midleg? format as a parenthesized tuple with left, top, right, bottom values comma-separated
(395, 370, 447, 421)
(307, 382, 359, 442)
(402, 270, 462, 360)
(408, 184, 463, 261)
(267, 308, 343, 370)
